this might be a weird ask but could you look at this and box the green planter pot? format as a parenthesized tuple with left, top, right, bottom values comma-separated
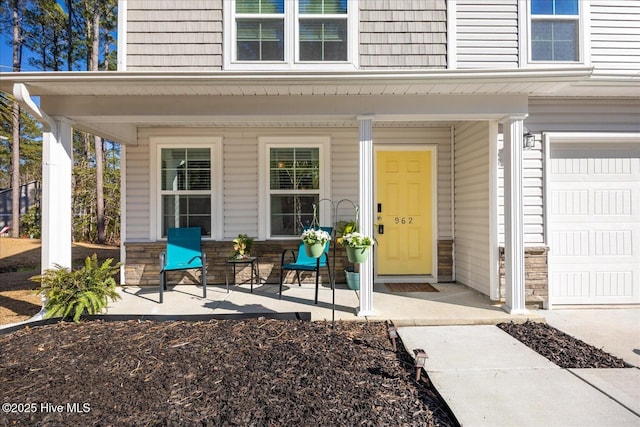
(346, 246, 370, 263)
(304, 242, 325, 258)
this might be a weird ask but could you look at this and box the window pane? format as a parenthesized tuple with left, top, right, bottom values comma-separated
(161, 148, 211, 191)
(554, 0, 578, 15)
(270, 194, 319, 236)
(270, 148, 319, 190)
(162, 195, 211, 237)
(532, 0, 578, 15)
(237, 20, 284, 60)
(237, 0, 284, 14)
(299, 0, 347, 14)
(531, 0, 553, 15)
(532, 21, 576, 61)
(299, 20, 347, 61)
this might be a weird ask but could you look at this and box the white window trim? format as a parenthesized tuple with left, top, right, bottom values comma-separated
(224, 0, 359, 71)
(258, 136, 331, 240)
(518, 0, 591, 67)
(150, 136, 223, 241)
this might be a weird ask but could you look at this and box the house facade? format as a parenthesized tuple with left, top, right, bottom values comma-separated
(2, 0, 638, 314)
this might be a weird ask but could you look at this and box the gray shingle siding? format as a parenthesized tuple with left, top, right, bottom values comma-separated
(359, 0, 447, 69)
(126, 0, 223, 71)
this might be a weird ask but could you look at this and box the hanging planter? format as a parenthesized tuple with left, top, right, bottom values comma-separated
(346, 246, 370, 263)
(300, 228, 331, 259)
(304, 241, 325, 258)
(342, 232, 374, 264)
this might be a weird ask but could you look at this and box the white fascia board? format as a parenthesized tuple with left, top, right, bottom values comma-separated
(0, 67, 595, 95)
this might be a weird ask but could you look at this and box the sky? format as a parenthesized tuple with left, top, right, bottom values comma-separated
(0, 0, 117, 73)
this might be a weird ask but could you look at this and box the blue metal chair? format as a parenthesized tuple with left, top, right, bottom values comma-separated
(279, 227, 333, 304)
(159, 227, 207, 303)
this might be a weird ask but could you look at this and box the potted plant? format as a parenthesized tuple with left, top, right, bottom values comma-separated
(31, 254, 122, 323)
(341, 231, 374, 263)
(232, 234, 254, 259)
(335, 220, 357, 245)
(301, 228, 331, 258)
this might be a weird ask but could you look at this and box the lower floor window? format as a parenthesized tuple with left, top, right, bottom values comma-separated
(160, 146, 213, 238)
(268, 145, 322, 237)
(162, 195, 211, 237)
(270, 194, 319, 236)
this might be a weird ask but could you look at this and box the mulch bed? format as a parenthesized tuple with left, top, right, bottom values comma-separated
(0, 320, 458, 427)
(497, 321, 629, 369)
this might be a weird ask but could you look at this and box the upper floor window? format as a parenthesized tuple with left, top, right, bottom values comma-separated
(299, 0, 348, 61)
(225, 0, 358, 70)
(530, 0, 580, 61)
(236, 0, 285, 61)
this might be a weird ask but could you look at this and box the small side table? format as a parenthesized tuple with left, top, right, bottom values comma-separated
(225, 257, 260, 293)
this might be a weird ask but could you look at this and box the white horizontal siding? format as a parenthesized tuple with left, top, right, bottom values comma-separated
(126, 0, 222, 71)
(454, 121, 491, 295)
(329, 129, 360, 223)
(124, 137, 150, 240)
(590, 1, 640, 73)
(526, 98, 640, 133)
(497, 133, 545, 246)
(223, 131, 259, 239)
(455, 0, 519, 69)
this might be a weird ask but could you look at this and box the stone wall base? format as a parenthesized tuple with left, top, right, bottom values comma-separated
(437, 239, 453, 282)
(124, 239, 456, 286)
(125, 240, 347, 287)
(499, 246, 549, 307)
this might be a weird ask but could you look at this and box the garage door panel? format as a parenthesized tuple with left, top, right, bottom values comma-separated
(593, 229, 633, 256)
(594, 189, 632, 215)
(549, 141, 640, 305)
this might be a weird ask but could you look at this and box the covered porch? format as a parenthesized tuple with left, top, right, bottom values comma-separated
(1, 68, 596, 319)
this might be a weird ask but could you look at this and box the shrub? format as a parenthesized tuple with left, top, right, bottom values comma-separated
(31, 254, 121, 322)
(20, 206, 41, 238)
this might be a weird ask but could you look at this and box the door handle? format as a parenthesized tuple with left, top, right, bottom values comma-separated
(378, 224, 384, 234)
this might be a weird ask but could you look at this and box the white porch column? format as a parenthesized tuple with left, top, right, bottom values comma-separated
(502, 118, 527, 314)
(41, 118, 73, 272)
(357, 115, 375, 316)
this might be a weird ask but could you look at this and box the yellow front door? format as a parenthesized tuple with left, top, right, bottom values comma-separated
(376, 150, 433, 275)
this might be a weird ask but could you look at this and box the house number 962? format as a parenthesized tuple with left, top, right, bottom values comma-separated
(394, 217, 413, 224)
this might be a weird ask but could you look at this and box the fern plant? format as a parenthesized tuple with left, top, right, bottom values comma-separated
(32, 254, 122, 323)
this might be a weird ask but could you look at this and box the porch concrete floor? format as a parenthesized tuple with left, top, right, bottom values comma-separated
(107, 281, 542, 325)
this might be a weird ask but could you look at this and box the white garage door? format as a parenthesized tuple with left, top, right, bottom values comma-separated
(549, 141, 640, 304)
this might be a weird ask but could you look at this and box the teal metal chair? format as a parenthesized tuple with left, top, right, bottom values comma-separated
(159, 227, 207, 303)
(279, 227, 333, 304)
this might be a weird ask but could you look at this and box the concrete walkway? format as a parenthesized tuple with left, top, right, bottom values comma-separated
(398, 319, 640, 427)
